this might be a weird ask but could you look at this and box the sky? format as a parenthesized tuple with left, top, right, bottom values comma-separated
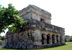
(0, 0, 72, 36)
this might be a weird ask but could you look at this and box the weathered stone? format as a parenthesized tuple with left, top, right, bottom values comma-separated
(3, 5, 65, 49)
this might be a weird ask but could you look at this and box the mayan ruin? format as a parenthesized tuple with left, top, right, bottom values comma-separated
(4, 5, 65, 49)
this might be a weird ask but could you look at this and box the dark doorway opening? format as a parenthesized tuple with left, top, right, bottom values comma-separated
(47, 34, 50, 44)
(56, 35, 58, 43)
(40, 18, 44, 22)
(41, 34, 45, 45)
(52, 35, 55, 44)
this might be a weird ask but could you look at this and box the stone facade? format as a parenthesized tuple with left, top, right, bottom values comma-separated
(3, 5, 65, 49)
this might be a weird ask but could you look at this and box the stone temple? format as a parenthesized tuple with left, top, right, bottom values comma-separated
(4, 5, 65, 49)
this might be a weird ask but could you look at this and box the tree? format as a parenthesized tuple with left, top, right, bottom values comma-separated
(69, 36, 72, 42)
(0, 4, 28, 33)
(0, 36, 5, 41)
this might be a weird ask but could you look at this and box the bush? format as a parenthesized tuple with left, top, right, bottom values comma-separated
(0, 36, 5, 41)
(69, 36, 72, 42)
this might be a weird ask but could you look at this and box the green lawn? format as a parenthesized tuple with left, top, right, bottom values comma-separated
(0, 42, 72, 50)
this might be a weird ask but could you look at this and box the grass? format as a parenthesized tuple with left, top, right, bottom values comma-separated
(0, 42, 72, 50)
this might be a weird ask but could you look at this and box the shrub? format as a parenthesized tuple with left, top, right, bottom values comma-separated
(69, 36, 72, 42)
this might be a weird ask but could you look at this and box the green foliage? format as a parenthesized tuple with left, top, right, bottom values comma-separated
(0, 4, 27, 33)
(0, 36, 5, 41)
(69, 36, 72, 42)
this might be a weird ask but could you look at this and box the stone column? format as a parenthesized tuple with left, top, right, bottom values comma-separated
(58, 35, 60, 44)
(44, 34, 47, 45)
(49, 34, 52, 45)
(61, 34, 65, 44)
(32, 30, 42, 45)
(60, 35, 62, 44)
(54, 35, 57, 44)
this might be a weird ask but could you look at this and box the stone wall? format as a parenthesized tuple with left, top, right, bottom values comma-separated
(3, 28, 65, 49)
(4, 30, 34, 49)
(19, 5, 51, 24)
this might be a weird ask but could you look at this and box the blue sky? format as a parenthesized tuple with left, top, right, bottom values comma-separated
(0, 0, 72, 36)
